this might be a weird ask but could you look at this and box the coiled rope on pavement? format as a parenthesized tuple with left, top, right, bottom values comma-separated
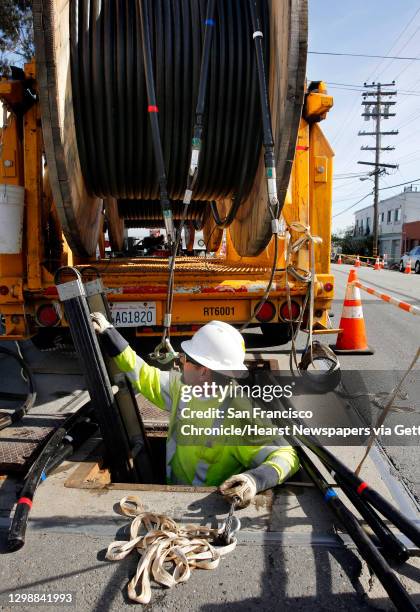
(106, 496, 237, 604)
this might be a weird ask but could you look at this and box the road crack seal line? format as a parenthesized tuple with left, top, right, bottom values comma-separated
(337, 380, 420, 516)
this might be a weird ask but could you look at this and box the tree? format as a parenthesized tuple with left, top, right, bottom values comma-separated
(0, 1, 33, 75)
(333, 226, 373, 256)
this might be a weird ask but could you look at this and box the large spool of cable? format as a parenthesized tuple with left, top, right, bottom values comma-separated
(33, 0, 307, 257)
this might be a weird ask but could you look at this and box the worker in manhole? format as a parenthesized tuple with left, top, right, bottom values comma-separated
(91, 313, 299, 507)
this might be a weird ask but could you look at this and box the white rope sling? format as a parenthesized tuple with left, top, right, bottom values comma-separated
(106, 496, 237, 604)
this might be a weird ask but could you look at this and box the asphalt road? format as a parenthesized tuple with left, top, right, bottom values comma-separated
(329, 264, 420, 506)
(330, 263, 420, 370)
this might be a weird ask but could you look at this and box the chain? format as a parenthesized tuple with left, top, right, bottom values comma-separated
(216, 497, 241, 545)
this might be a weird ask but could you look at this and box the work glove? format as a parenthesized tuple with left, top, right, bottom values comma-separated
(90, 312, 112, 334)
(219, 464, 280, 508)
(219, 473, 257, 509)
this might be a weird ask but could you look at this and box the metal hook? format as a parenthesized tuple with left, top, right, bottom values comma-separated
(149, 337, 179, 365)
(215, 497, 241, 545)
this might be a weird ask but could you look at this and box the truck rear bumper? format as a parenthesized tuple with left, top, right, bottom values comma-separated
(0, 257, 335, 339)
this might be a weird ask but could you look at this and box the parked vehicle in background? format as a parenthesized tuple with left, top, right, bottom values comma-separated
(399, 246, 420, 273)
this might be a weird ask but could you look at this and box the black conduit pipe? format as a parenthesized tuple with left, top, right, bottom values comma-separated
(336, 473, 410, 564)
(296, 432, 420, 550)
(250, 374, 420, 551)
(298, 447, 417, 612)
(7, 402, 94, 552)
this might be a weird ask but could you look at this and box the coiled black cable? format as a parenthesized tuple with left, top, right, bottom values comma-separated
(70, 0, 269, 209)
(211, 0, 273, 229)
(7, 402, 95, 552)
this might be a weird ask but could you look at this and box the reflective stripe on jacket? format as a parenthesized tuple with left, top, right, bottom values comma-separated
(114, 344, 299, 486)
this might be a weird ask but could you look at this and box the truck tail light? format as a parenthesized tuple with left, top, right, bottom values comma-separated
(0, 286, 9, 296)
(324, 282, 333, 292)
(36, 303, 61, 327)
(279, 301, 301, 322)
(255, 301, 276, 323)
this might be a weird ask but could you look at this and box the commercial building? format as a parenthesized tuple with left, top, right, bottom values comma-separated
(403, 221, 420, 251)
(354, 185, 420, 263)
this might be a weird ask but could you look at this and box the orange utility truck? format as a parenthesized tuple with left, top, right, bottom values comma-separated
(0, 1, 335, 348)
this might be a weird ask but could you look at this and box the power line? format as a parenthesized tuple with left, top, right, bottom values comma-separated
(334, 179, 375, 196)
(327, 82, 367, 88)
(377, 19, 420, 80)
(334, 172, 371, 179)
(333, 177, 374, 192)
(309, 51, 420, 60)
(334, 191, 372, 202)
(334, 176, 368, 180)
(327, 84, 420, 96)
(329, 7, 420, 162)
(366, 6, 420, 81)
(400, 157, 420, 168)
(379, 177, 420, 190)
(333, 193, 372, 218)
(393, 38, 420, 81)
(335, 172, 367, 176)
(332, 177, 420, 219)
(394, 125, 420, 146)
(395, 109, 420, 130)
(395, 147, 420, 162)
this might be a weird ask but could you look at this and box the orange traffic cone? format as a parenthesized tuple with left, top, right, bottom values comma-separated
(380, 257, 384, 269)
(405, 258, 412, 274)
(374, 257, 380, 271)
(337, 254, 342, 265)
(354, 255, 361, 268)
(332, 269, 374, 354)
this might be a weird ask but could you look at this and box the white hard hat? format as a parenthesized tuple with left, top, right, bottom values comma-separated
(181, 321, 247, 373)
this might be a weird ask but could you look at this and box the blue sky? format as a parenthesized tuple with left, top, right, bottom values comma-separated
(307, 1, 420, 232)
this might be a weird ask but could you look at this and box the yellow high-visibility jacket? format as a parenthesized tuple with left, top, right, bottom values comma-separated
(110, 341, 299, 487)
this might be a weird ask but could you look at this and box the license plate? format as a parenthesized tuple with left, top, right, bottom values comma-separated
(110, 302, 156, 327)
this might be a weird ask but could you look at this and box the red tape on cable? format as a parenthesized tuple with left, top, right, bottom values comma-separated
(357, 482, 368, 495)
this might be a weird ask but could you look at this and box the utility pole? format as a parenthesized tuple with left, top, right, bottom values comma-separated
(358, 82, 398, 257)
